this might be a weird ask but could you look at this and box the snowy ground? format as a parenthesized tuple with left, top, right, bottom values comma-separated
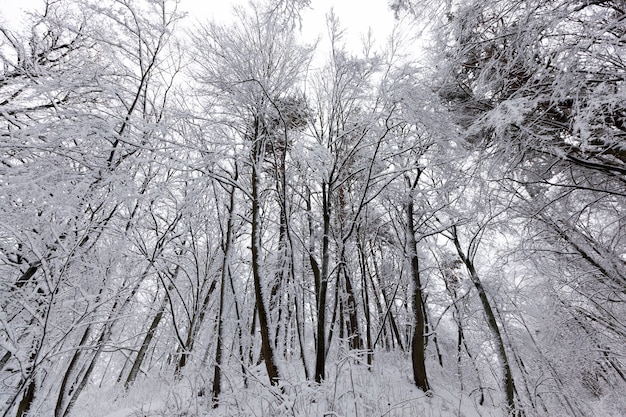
(77, 351, 504, 417)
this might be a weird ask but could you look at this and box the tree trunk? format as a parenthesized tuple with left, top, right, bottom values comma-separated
(357, 238, 373, 366)
(369, 248, 397, 351)
(55, 324, 94, 417)
(125, 268, 178, 390)
(406, 198, 431, 393)
(212, 179, 237, 405)
(15, 378, 36, 417)
(342, 260, 362, 351)
(315, 183, 331, 383)
(251, 141, 280, 386)
(125, 300, 166, 389)
(451, 227, 516, 415)
(176, 275, 218, 374)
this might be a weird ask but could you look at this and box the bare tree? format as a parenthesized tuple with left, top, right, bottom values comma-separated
(190, 3, 312, 387)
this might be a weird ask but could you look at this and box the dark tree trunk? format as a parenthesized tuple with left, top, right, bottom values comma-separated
(55, 324, 93, 417)
(125, 296, 167, 389)
(314, 183, 331, 383)
(406, 195, 430, 393)
(126, 266, 179, 389)
(451, 227, 516, 415)
(342, 261, 362, 351)
(212, 178, 237, 406)
(369, 248, 397, 351)
(357, 238, 373, 366)
(176, 276, 217, 374)
(15, 378, 36, 417)
(251, 138, 280, 386)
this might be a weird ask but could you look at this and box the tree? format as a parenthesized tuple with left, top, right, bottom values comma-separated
(405, 171, 431, 392)
(303, 15, 404, 381)
(190, 3, 313, 387)
(0, 0, 184, 415)
(392, 0, 626, 411)
(448, 224, 517, 414)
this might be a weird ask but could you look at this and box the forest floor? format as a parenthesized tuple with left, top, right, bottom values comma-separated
(77, 350, 505, 417)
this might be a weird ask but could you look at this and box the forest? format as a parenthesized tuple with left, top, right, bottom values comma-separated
(0, 0, 624, 416)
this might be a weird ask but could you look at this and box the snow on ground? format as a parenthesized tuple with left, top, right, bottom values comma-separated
(84, 350, 503, 417)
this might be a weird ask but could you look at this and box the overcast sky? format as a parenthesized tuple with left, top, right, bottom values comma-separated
(0, 0, 397, 46)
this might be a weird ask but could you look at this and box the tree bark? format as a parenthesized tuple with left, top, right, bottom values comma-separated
(314, 183, 331, 383)
(212, 178, 237, 405)
(406, 197, 431, 393)
(451, 227, 516, 415)
(125, 267, 179, 390)
(357, 237, 373, 366)
(251, 137, 280, 386)
(15, 378, 35, 417)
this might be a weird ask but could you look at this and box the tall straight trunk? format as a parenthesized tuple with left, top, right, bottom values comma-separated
(271, 140, 291, 352)
(249, 301, 258, 366)
(305, 187, 319, 380)
(125, 266, 180, 389)
(251, 142, 280, 386)
(175, 276, 218, 374)
(227, 248, 249, 387)
(314, 183, 331, 383)
(125, 295, 167, 389)
(340, 257, 362, 351)
(211, 258, 228, 405)
(212, 179, 237, 406)
(56, 259, 156, 417)
(15, 379, 35, 417)
(335, 185, 361, 352)
(357, 238, 373, 366)
(451, 227, 516, 415)
(368, 248, 397, 351)
(406, 198, 431, 393)
(55, 323, 94, 417)
(326, 270, 341, 358)
(294, 282, 311, 379)
(306, 189, 321, 297)
(285, 191, 309, 378)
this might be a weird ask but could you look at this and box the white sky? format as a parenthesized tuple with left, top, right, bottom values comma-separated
(185, 0, 396, 47)
(0, 0, 397, 48)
